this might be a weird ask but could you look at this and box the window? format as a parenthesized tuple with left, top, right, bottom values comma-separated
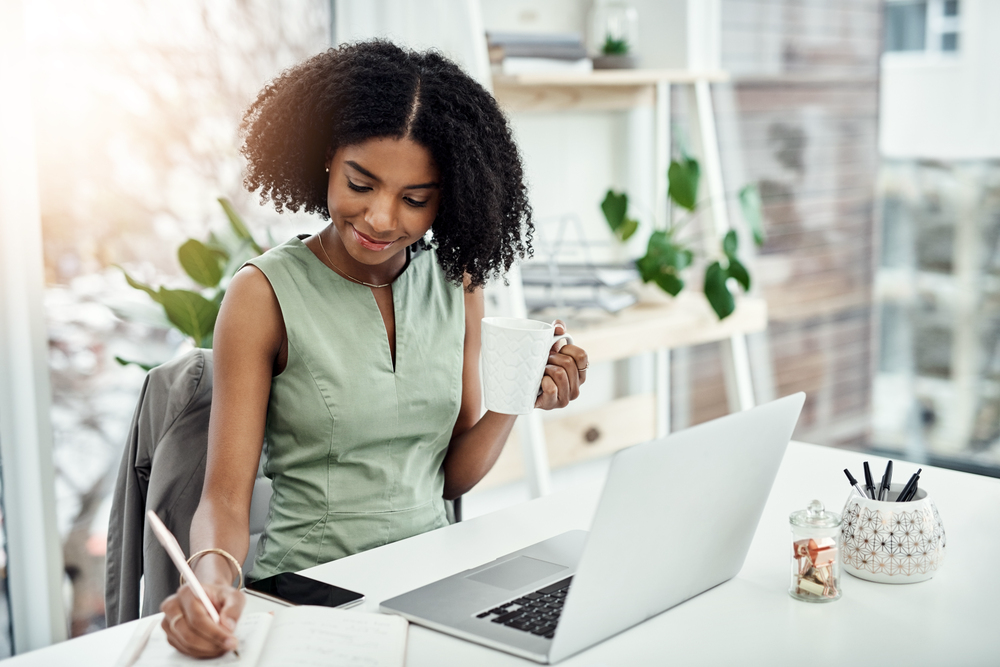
(884, 0, 961, 54)
(885, 2, 927, 52)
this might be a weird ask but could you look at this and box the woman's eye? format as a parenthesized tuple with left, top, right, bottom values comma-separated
(404, 197, 428, 208)
(347, 180, 371, 193)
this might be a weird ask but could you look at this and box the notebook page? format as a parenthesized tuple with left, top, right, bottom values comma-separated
(258, 606, 408, 667)
(117, 612, 273, 667)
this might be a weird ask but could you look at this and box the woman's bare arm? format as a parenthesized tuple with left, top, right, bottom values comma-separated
(442, 285, 589, 499)
(442, 286, 515, 499)
(161, 265, 283, 658)
(190, 265, 283, 583)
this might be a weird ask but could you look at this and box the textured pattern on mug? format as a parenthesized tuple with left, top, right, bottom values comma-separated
(482, 327, 552, 414)
(840, 501, 946, 576)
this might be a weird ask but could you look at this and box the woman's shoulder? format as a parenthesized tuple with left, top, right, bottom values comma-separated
(245, 235, 312, 273)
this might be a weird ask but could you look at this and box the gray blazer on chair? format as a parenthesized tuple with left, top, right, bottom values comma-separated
(104, 348, 459, 626)
(104, 349, 261, 625)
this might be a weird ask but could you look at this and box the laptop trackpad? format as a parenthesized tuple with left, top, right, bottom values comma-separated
(467, 556, 567, 591)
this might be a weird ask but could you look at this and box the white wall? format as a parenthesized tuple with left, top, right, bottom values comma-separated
(880, 0, 1000, 159)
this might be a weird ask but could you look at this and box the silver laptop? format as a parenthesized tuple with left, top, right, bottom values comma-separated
(381, 393, 805, 664)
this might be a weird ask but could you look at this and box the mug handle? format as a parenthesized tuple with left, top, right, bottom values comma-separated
(551, 332, 573, 348)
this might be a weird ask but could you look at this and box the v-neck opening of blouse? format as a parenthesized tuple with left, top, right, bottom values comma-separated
(295, 235, 412, 374)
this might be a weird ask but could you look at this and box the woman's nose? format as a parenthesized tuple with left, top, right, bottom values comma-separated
(365, 193, 396, 235)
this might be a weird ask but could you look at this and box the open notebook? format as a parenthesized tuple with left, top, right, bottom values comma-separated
(115, 606, 408, 667)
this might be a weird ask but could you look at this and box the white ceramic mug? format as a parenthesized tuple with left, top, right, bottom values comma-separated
(481, 317, 574, 415)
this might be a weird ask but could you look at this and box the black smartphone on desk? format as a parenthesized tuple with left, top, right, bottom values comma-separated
(245, 572, 364, 609)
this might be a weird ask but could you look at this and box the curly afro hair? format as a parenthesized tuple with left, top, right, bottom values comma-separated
(240, 40, 532, 290)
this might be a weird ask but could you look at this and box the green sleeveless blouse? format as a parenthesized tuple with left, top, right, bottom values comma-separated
(245, 236, 464, 580)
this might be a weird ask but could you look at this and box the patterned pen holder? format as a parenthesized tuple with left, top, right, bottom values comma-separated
(840, 484, 946, 584)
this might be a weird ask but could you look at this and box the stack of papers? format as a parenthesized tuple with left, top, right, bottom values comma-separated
(520, 262, 639, 313)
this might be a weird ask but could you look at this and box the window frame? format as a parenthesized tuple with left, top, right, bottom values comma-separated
(0, 0, 69, 654)
(883, 0, 963, 60)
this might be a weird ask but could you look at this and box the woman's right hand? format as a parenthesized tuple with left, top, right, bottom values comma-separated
(160, 582, 245, 658)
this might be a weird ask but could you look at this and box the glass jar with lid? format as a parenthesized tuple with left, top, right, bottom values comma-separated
(789, 499, 842, 602)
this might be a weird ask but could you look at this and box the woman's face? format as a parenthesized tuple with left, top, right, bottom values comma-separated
(326, 137, 441, 267)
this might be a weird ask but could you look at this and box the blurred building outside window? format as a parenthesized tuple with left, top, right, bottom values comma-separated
(876, 0, 1000, 473)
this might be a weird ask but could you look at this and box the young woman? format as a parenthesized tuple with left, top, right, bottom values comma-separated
(159, 41, 589, 657)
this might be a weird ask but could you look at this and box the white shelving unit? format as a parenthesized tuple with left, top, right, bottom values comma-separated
(488, 69, 767, 495)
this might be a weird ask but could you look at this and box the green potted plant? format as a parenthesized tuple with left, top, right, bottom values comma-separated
(601, 150, 765, 320)
(115, 198, 266, 368)
(591, 2, 639, 69)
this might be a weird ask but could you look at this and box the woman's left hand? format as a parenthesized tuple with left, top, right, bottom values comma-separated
(535, 320, 589, 410)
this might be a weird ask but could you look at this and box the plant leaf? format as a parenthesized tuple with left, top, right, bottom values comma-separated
(678, 247, 694, 270)
(739, 184, 766, 246)
(601, 190, 628, 232)
(218, 197, 263, 254)
(116, 265, 162, 304)
(704, 261, 735, 320)
(158, 288, 219, 345)
(668, 154, 701, 211)
(645, 231, 693, 271)
(636, 254, 659, 284)
(654, 271, 684, 296)
(114, 356, 158, 371)
(204, 232, 231, 261)
(178, 239, 224, 288)
(728, 257, 751, 292)
(722, 230, 738, 259)
(645, 229, 669, 251)
(618, 217, 639, 241)
(636, 231, 692, 296)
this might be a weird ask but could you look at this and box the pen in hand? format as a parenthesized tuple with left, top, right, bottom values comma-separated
(146, 511, 240, 657)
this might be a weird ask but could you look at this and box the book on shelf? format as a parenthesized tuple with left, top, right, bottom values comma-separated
(491, 42, 589, 60)
(487, 31, 590, 70)
(116, 606, 407, 667)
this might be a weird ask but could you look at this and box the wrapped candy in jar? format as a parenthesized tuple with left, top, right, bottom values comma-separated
(789, 499, 842, 602)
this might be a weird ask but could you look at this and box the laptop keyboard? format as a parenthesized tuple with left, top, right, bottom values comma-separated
(474, 576, 573, 639)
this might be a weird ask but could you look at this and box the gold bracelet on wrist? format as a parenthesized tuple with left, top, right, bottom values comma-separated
(182, 548, 244, 590)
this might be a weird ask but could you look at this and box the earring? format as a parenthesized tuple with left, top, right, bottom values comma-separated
(324, 166, 330, 173)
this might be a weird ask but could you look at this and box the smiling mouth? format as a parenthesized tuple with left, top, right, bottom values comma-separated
(351, 226, 397, 251)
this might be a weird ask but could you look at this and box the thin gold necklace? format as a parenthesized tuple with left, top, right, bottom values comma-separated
(317, 230, 393, 289)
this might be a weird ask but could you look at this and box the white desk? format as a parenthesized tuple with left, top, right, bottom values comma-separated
(10, 442, 1000, 666)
